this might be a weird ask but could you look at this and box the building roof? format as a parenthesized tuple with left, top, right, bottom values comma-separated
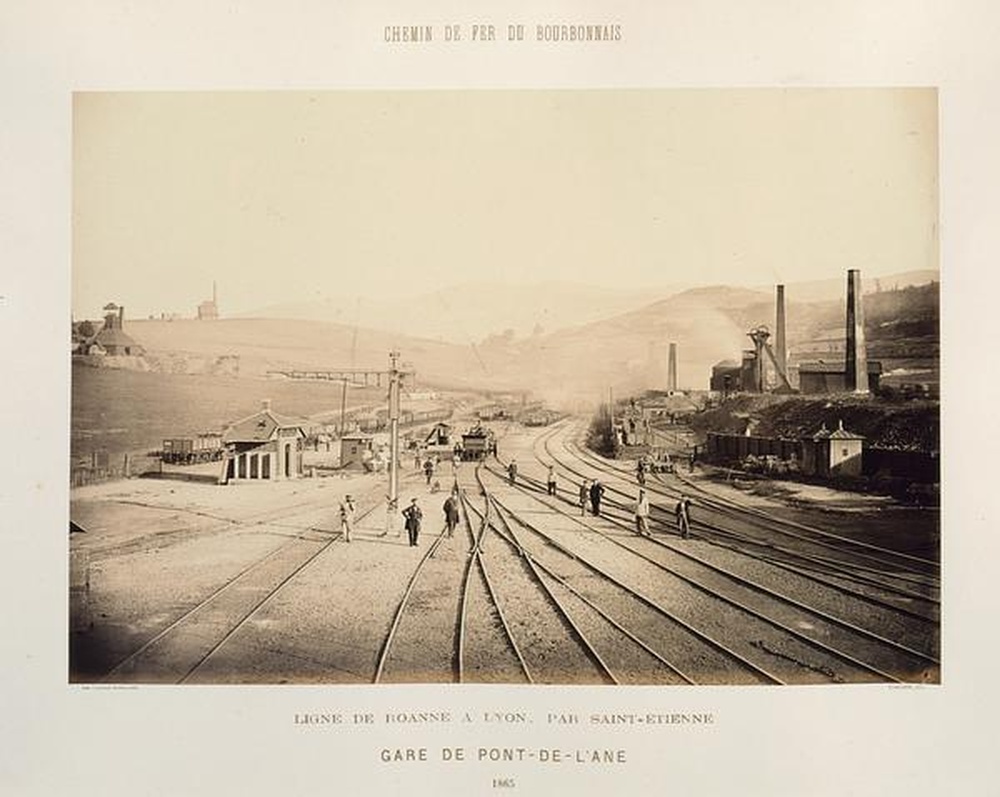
(223, 408, 306, 443)
(94, 326, 142, 350)
(712, 360, 740, 370)
(813, 420, 864, 440)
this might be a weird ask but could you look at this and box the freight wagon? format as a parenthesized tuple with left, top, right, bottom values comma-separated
(460, 424, 496, 461)
(161, 433, 224, 464)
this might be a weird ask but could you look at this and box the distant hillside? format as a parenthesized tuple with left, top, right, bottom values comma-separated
(238, 280, 687, 344)
(127, 318, 511, 389)
(751, 269, 939, 303)
(110, 274, 938, 401)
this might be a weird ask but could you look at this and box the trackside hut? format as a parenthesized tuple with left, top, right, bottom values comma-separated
(222, 401, 306, 482)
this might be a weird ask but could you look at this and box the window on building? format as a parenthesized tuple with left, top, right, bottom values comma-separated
(250, 454, 258, 479)
(238, 454, 246, 479)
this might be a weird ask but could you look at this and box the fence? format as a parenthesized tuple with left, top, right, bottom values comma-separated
(70, 451, 162, 487)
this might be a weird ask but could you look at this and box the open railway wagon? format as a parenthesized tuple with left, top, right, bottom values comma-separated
(161, 433, 224, 465)
(641, 449, 674, 473)
(460, 424, 496, 461)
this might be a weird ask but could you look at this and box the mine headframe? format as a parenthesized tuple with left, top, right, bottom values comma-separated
(747, 325, 793, 393)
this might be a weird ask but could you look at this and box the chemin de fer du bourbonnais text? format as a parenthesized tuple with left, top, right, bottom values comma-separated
(384, 22, 623, 44)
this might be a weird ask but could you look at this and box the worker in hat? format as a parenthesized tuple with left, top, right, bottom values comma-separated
(402, 497, 423, 547)
(339, 494, 356, 543)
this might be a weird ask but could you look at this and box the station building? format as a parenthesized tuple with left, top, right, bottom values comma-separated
(801, 420, 865, 478)
(222, 400, 305, 482)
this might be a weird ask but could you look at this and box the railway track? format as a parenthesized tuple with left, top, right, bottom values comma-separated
(537, 421, 940, 619)
(489, 427, 939, 683)
(102, 500, 381, 684)
(456, 491, 532, 684)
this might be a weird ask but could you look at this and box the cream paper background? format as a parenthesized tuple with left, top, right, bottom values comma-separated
(2, 2, 997, 794)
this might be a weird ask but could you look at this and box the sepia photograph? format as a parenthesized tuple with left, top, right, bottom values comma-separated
(5, 2, 998, 793)
(70, 89, 940, 687)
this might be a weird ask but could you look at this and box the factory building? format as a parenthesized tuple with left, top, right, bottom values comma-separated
(708, 270, 876, 396)
(799, 361, 882, 394)
(710, 360, 742, 394)
(221, 400, 305, 482)
(197, 282, 219, 320)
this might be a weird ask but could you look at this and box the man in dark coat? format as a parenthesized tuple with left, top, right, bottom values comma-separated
(443, 493, 460, 538)
(589, 480, 605, 516)
(507, 459, 518, 485)
(403, 497, 423, 546)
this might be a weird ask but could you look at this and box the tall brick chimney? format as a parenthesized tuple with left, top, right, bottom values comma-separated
(845, 269, 869, 393)
(667, 342, 677, 392)
(775, 285, 786, 379)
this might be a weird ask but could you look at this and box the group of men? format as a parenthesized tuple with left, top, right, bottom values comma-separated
(633, 488, 691, 539)
(402, 487, 461, 547)
(339, 453, 694, 548)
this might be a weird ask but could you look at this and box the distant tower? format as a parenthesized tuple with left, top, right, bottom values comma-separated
(845, 269, 869, 393)
(775, 284, 787, 379)
(197, 282, 219, 320)
(667, 342, 678, 392)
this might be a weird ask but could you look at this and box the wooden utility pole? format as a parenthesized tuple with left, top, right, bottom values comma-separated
(387, 350, 402, 512)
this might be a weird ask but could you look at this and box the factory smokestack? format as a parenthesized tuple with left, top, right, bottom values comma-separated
(775, 284, 786, 379)
(845, 269, 869, 393)
(667, 342, 677, 392)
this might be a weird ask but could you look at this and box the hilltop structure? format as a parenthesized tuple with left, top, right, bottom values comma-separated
(75, 303, 145, 356)
(197, 282, 219, 320)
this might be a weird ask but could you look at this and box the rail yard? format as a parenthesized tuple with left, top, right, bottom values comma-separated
(70, 415, 939, 686)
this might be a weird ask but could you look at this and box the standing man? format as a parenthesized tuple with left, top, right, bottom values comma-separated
(339, 494, 356, 543)
(589, 480, 605, 516)
(636, 458, 647, 487)
(546, 465, 557, 496)
(507, 458, 518, 485)
(579, 479, 590, 516)
(688, 448, 696, 473)
(423, 457, 434, 486)
(634, 489, 651, 537)
(442, 491, 460, 538)
(675, 494, 692, 539)
(403, 497, 423, 547)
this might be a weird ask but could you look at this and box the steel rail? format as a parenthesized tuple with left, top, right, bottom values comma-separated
(482, 467, 911, 684)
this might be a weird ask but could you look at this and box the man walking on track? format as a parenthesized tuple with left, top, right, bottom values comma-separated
(546, 465, 557, 496)
(634, 489, 651, 537)
(589, 480, 605, 516)
(443, 491, 460, 538)
(675, 494, 692, 539)
(507, 458, 518, 485)
(339, 494, 356, 543)
(579, 479, 590, 516)
(403, 497, 423, 547)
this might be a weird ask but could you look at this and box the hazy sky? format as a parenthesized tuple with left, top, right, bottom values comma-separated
(73, 89, 938, 319)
